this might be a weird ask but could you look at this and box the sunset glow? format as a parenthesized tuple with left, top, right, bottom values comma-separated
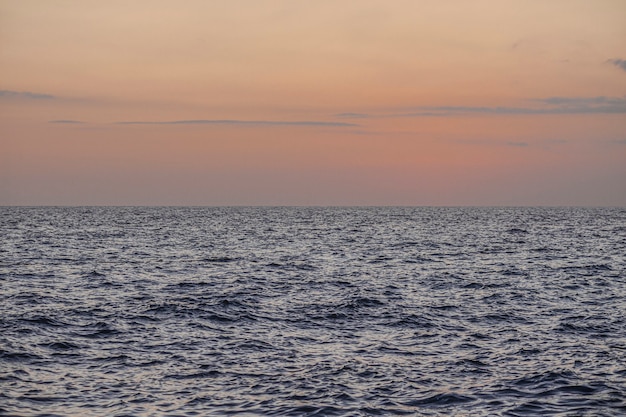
(2, 0, 625, 205)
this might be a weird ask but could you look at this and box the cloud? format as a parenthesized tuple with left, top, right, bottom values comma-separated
(536, 96, 626, 107)
(337, 96, 626, 119)
(399, 106, 529, 116)
(402, 98, 626, 116)
(507, 141, 529, 147)
(530, 96, 626, 114)
(0, 90, 56, 100)
(607, 59, 626, 72)
(335, 112, 372, 119)
(49, 120, 85, 124)
(115, 119, 358, 127)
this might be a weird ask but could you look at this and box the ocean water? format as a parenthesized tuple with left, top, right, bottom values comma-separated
(1, 207, 625, 416)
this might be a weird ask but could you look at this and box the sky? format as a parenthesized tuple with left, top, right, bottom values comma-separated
(1, 0, 625, 206)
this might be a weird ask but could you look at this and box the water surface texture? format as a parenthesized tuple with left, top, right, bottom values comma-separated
(1, 207, 626, 416)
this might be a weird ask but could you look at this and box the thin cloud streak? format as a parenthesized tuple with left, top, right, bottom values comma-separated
(335, 113, 371, 119)
(49, 120, 85, 124)
(0, 90, 56, 100)
(536, 96, 626, 106)
(336, 96, 626, 119)
(115, 119, 358, 127)
(507, 141, 529, 147)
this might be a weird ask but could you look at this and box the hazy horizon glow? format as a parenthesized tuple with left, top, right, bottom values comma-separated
(1, 1, 625, 206)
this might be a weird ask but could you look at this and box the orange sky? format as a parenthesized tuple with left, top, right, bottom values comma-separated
(1, 0, 625, 205)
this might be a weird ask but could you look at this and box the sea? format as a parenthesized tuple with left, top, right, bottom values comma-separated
(1, 206, 625, 416)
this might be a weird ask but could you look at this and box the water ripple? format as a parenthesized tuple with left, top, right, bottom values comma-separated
(1, 207, 625, 416)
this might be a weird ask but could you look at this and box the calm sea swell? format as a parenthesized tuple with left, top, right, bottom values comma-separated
(1, 207, 625, 416)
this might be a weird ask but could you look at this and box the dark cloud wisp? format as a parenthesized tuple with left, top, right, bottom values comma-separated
(536, 96, 626, 107)
(336, 96, 626, 119)
(115, 119, 358, 127)
(335, 113, 372, 119)
(0, 90, 56, 100)
(607, 59, 626, 72)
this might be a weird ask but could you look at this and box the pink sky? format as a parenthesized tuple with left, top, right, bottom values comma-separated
(1, 1, 625, 205)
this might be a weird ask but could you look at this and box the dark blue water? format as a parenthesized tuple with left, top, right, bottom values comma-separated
(1, 207, 625, 416)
